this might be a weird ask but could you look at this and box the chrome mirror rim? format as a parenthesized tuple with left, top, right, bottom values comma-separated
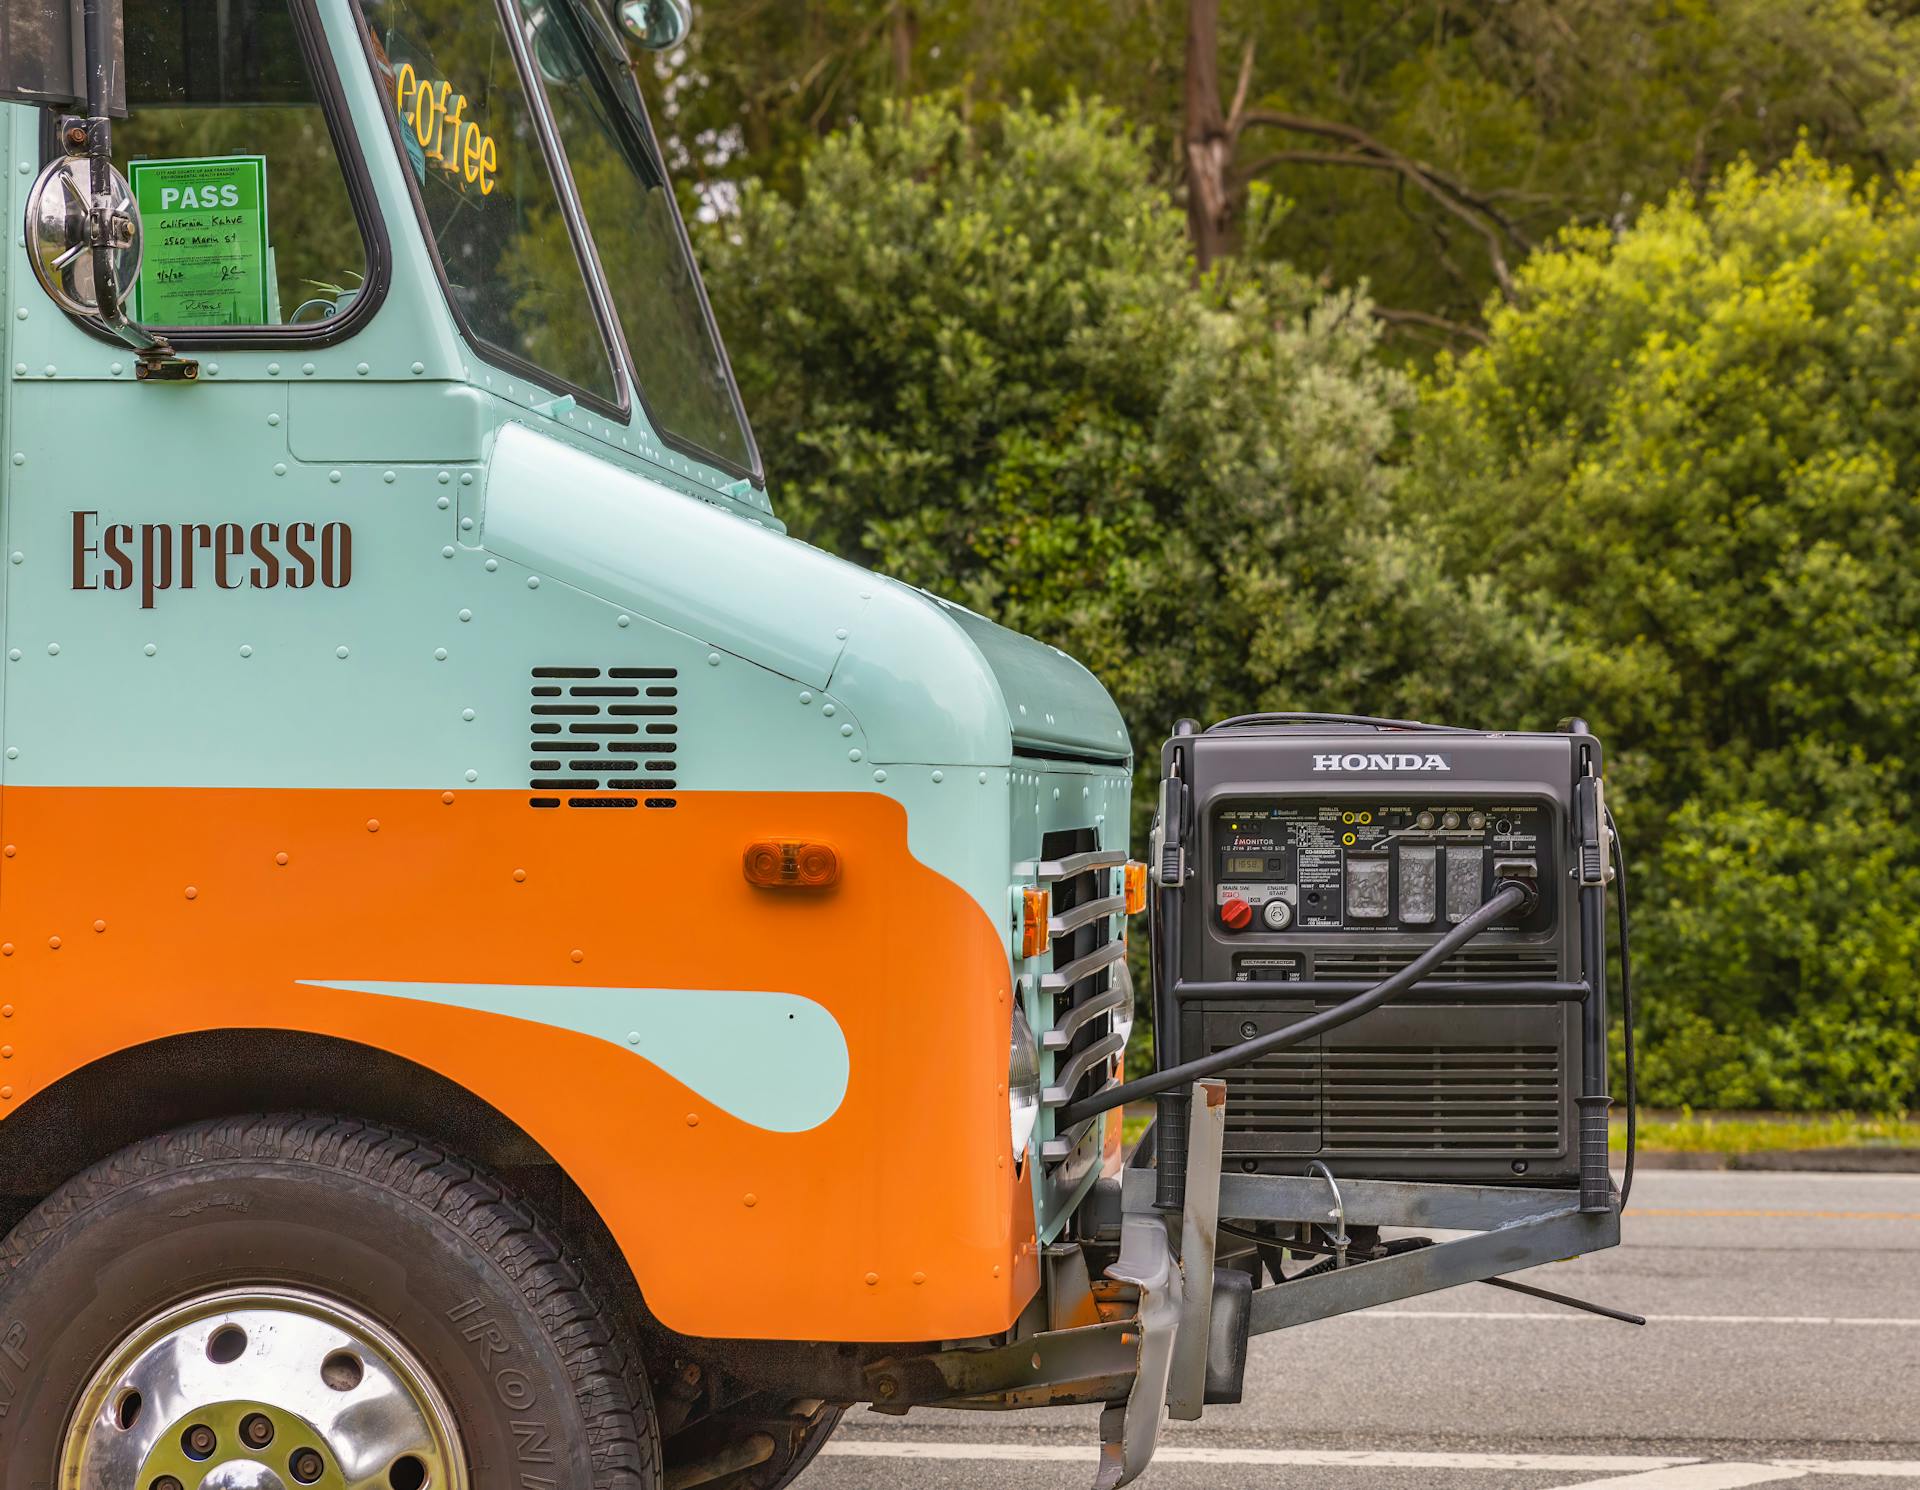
(24, 155, 143, 320)
(617, 0, 692, 50)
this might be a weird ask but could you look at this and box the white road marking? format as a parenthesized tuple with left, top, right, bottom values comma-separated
(1542, 1465, 1807, 1490)
(824, 1442, 1693, 1471)
(825, 1442, 1920, 1481)
(1338, 1310, 1920, 1327)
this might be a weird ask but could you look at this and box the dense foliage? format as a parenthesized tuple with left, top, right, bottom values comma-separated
(700, 101, 1557, 758)
(1415, 153, 1920, 1107)
(653, 0, 1920, 344)
(694, 103, 1920, 1110)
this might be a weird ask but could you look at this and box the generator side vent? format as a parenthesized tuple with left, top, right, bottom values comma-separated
(1209, 1038, 1564, 1156)
(528, 666, 679, 810)
(1323, 1044, 1562, 1153)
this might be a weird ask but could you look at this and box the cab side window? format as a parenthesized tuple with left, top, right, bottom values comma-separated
(114, 0, 372, 328)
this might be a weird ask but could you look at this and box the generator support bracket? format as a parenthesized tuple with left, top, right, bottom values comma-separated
(1246, 1200, 1619, 1336)
(1121, 1170, 1598, 1231)
(1166, 1078, 1226, 1419)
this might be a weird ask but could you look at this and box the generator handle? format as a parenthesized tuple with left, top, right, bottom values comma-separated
(1057, 880, 1532, 1130)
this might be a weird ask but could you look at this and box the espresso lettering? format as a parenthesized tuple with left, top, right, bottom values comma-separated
(285, 522, 317, 589)
(140, 524, 173, 611)
(320, 522, 352, 589)
(249, 522, 281, 589)
(103, 524, 133, 591)
(214, 523, 244, 590)
(71, 510, 99, 591)
(180, 522, 213, 590)
(69, 513, 356, 604)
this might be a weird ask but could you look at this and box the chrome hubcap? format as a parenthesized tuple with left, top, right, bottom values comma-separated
(61, 1288, 465, 1490)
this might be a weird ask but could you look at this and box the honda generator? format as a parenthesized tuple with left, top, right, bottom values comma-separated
(1116, 712, 1625, 1212)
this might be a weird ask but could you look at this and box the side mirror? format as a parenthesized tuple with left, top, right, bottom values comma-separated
(24, 154, 142, 319)
(617, 0, 692, 50)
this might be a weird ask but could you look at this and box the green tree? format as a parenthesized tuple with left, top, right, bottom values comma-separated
(700, 98, 1561, 753)
(653, 0, 1920, 347)
(1412, 149, 1920, 1108)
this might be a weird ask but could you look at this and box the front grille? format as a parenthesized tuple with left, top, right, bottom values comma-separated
(1034, 827, 1128, 1162)
(1210, 1025, 1565, 1157)
(527, 666, 679, 810)
(1311, 947, 1558, 982)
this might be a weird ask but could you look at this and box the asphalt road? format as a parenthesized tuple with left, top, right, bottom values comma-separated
(810, 1169, 1920, 1490)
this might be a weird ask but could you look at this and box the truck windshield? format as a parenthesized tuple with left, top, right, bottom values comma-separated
(519, 1, 758, 476)
(357, 0, 757, 477)
(358, 0, 621, 403)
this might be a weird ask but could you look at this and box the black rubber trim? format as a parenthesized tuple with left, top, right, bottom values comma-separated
(53, 0, 394, 352)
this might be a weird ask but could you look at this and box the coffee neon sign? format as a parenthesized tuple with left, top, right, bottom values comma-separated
(395, 63, 498, 195)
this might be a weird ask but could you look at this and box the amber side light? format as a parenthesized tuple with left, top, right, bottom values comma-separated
(743, 841, 840, 889)
(1020, 886, 1052, 959)
(1124, 861, 1149, 915)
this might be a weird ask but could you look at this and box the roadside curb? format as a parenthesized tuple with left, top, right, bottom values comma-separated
(1637, 1147, 1920, 1173)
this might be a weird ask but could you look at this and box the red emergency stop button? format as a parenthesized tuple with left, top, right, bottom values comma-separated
(1219, 896, 1252, 931)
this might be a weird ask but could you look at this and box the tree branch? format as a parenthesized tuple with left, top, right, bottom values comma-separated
(1233, 106, 1523, 296)
(1370, 305, 1491, 345)
(1232, 148, 1399, 187)
(1228, 35, 1256, 123)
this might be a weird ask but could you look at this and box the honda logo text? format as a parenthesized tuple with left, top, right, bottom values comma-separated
(1312, 753, 1452, 772)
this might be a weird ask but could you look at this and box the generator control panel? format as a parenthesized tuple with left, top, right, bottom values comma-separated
(1211, 799, 1556, 935)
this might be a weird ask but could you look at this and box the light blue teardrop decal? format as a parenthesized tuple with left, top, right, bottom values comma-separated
(299, 981, 850, 1133)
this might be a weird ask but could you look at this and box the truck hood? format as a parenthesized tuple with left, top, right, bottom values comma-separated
(832, 579, 1132, 766)
(481, 422, 1131, 768)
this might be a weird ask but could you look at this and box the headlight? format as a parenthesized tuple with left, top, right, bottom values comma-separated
(1009, 1004, 1042, 1162)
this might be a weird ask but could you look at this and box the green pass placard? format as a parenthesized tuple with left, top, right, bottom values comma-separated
(129, 155, 270, 326)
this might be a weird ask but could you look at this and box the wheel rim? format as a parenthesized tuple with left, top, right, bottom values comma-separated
(60, 1287, 467, 1490)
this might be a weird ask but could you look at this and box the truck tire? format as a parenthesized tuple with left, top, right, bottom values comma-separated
(0, 1113, 659, 1489)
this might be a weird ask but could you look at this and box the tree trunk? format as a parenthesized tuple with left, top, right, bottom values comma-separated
(892, 2, 918, 101)
(1185, 0, 1236, 271)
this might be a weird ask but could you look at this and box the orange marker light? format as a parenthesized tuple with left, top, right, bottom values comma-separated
(743, 840, 840, 889)
(1020, 886, 1052, 959)
(1124, 861, 1149, 915)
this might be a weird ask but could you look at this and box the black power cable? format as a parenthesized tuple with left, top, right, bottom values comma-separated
(1058, 880, 1533, 1127)
(1607, 806, 1636, 1209)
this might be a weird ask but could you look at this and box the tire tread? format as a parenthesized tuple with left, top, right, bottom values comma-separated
(0, 1112, 660, 1489)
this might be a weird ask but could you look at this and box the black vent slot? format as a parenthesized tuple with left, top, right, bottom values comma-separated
(1208, 1005, 1567, 1159)
(1321, 1044, 1562, 1152)
(1310, 947, 1558, 983)
(529, 666, 679, 809)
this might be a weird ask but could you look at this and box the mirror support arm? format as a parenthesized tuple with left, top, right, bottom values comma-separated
(74, 0, 195, 379)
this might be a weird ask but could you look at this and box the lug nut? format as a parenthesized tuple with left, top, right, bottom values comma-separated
(290, 1448, 326, 1484)
(241, 1411, 275, 1448)
(183, 1424, 217, 1458)
(153, 1479, 183, 1490)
